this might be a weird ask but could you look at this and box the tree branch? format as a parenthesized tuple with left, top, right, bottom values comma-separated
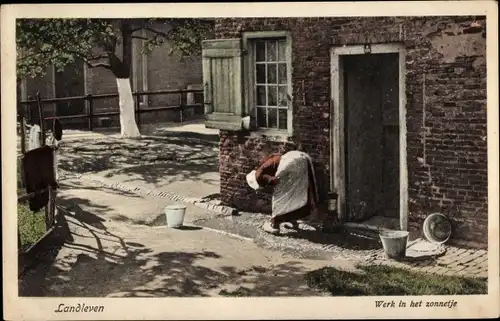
(131, 35, 148, 40)
(85, 61, 111, 70)
(88, 55, 109, 61)
(130, 27, 143, 33)
(145, 27, 172, 40)
(59, 48, 104, 62)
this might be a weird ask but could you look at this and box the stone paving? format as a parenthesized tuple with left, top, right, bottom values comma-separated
(190, 211, 489, 278)
(57, 167, 489, 279)
(19, 179, 337, 298)
(48, 124, 488, 279)
(367, 244, 488, 278)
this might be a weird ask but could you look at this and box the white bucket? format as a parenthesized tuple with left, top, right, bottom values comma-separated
(165, 205, 187, 228)
(379, 230, 409, 259)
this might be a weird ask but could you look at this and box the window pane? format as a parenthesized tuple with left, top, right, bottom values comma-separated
(278, 63, 287, 84)
(266, 41, 277, 62)
(267, 64, 277, 84)
(279, 109, 288, 130)
(278, 86, 288, 107)
(256, 64, 266, 84)
(256, 86, 266, 106)
(267, 86, 277, 106)
(278, 40, 287, 61)
(256, 41, 266, 62)
(268, 108, 278, 129)
(257, 107, 267, 127)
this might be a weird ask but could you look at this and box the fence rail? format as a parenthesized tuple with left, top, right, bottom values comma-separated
(18, 88, 204, 131)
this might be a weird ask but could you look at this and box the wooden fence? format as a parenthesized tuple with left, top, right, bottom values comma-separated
(17, 88, 204, 131)
(17, 101, 59, 276)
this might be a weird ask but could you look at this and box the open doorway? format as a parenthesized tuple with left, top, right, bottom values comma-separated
(330, 44, 407, 229)
(343, 53, 399, 220)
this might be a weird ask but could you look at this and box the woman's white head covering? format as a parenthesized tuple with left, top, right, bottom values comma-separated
(246, 170, 260, 190)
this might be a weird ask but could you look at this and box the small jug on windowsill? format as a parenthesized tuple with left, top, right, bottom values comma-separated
(242, 116, 251, 130)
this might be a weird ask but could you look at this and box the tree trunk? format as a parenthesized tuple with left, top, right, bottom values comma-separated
(116, 78, 141, 138)
(108, 21, 141, 138)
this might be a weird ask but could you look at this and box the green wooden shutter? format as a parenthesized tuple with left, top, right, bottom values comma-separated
(202, 38, 244, 131)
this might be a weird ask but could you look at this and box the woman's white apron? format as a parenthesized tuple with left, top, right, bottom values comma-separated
(272, 151, 318, 218)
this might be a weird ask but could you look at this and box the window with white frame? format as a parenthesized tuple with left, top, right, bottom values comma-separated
(201, 32, 292, 133)
(254, 38, 289, 130)
(244, 32, 292, 134)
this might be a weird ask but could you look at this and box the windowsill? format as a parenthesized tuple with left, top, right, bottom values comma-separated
(248, 129, 293, 142)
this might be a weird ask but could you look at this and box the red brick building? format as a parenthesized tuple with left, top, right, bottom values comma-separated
(19, 21, 210, 128)
(202, 16, 487, 248)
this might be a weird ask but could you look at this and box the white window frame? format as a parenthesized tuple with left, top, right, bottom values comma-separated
(242, 31, 293, 139)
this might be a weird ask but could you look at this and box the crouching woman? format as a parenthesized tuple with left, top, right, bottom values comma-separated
(246, 150, 329, 234)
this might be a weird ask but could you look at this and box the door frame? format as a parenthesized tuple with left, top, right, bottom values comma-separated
(330, 43, 408, 231)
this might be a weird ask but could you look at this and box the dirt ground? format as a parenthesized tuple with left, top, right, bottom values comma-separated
(19, 177, 357, 297)
(17, 122, 488, 298)
(19, 123, 359, 297)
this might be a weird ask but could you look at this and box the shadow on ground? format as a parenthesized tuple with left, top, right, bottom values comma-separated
(88, 122, 220, 143)
(58, 131, 219, 178)
(284, 228, 381, 251)
(57, 130, 221, 198)
(56, 180, 169, 226)
(194, 212, 381, 255)
(105, 160, 219, 186)
(59, 178, 143, 199)
(19, 198, 324, 297)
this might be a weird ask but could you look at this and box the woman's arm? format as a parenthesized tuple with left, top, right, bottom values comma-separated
(255, 154, 281, 187)
(259, 174, 279, 186)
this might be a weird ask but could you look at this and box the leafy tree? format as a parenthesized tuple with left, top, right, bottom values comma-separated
(16, 18, 212, 138)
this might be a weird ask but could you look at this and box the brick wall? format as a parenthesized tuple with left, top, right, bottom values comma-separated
(86, 47, 119, 114)
(24, 69, 55, 124)
(147, 41, 203, 107)
(215, 16, 488, 247)
(22, 21, 212, 128)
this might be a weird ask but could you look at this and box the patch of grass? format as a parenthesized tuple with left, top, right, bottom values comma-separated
(18, 202, 46, 251)
(305, 264, 487, 296)
(17, 165, 46, 251)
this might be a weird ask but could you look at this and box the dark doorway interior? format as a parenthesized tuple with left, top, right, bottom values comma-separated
(342, 53, 400, 221)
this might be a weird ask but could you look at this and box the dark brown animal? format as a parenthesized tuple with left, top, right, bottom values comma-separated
(22, 145, 58, 212)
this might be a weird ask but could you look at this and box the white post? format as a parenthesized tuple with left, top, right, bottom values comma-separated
(116, 78, 141, 138)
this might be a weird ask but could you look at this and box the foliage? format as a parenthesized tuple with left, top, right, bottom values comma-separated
(16, 19, 115, 78)
(141, 19, 212, 56)
(18, 202, 45, 251)
(17, 167, 45, 250)
(305, 264, 487, 296)
(16, 18, 213, 79)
